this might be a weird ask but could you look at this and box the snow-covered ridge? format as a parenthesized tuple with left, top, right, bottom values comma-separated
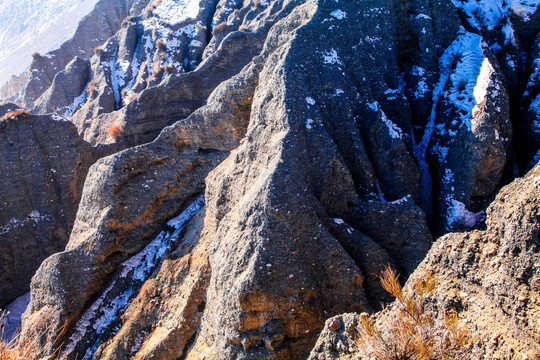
(414, 31, 498, 230)
(452, 0, 540, 45)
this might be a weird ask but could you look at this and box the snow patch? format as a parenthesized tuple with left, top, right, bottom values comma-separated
(322, 49, 344, 65)
(451, 0, 540, 46)
(0, 211, 49, 235)
(56, 87, 86, 118)
(152, 0, 201, 26)
(0, 292, 30, 341)
(368, 101, 403, 139)
(330, 9, 347, 19)
(446, 199, 483, 229)
(306, 97, 316, 105)
(62, 196, 205, 358)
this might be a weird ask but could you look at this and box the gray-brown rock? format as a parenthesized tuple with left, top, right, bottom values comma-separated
(32, 57, 92, 116)
(11, 0, 540, 359)
(0, 112, 96, 306)
(23, 0, 150, 108)
(0, 72, 27, 103)
(0, 103, 21, 118)
(310, 163, 540, 359)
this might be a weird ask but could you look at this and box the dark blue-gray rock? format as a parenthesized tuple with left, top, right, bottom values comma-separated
(0, 112, 96, 306)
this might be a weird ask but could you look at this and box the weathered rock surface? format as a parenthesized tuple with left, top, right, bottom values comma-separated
(32, 57, 92, 116)
(0, 112, 97, 306)
(22, 0, 150, 108)
(0, 72, 27, 103)
(22, 0, 428, 357)
(21, 30, 263, 357)
(7, 0, 540, 359)
(0, 103, 20, 117)
(310, 163, 540, 360)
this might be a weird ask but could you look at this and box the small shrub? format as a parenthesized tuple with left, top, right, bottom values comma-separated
(164, 64, 175, 74)
(156, 39, 167, 50)
(213, 21, 228, 34)
(86, 80, 97, 95)
(355, 267, 476, 360)
(31, 52, 41, 58)
(107, 124, 123, 140)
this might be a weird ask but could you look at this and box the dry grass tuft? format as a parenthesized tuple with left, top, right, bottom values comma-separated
(0, 311, 67, 360)
(86, 80, 97, 95)
(1, 110, 29, 122)
(213, 21, 228, 34)
(355, 267, 476, 360)
(107, 124, 124, 140)
(0, 312, 41, 360)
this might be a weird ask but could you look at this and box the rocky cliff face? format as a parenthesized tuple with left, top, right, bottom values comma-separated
(310, 162, 540, 360)
(0, 0, 538, 358)
(0, 111, 98, 306)
(0, 72, 28, 103)
(22, 0, 150, 108)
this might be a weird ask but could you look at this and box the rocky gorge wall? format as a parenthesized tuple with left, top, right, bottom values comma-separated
(0, 0, 539, 359)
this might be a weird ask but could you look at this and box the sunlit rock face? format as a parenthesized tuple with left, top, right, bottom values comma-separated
(0, 0, 537, 359)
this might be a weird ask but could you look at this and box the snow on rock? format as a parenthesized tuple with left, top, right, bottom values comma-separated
(411, 66, 429, 99)
(414, 31, 499, 229)
(368, 101, 404, 139)
(306, 97, 316, 105)
(322, 49, 344, 66)
(528, 95, 540, 135)
(446, 198, 484, 229)
(0, 211, 49, 236)
(62, 195, 205, 359)
(152, 0, 201, 26)
(440, 31, 487, 131)
(56, 88, 87, 118)
(390, 194, 413, 205)
(452, 0, 540, 27)
(0, 292, 30, 341)
(451, 0, 540, 46)
(330, 9, 347, 20)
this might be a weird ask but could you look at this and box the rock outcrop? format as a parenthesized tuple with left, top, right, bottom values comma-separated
(0, 72, 27, 103)
(1, 0, 538, 359)
(310, 163, 540, 360)
(0, 112, 97, 306)
(22, 0, 150, 108)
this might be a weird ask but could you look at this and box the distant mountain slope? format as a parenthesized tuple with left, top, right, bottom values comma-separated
(0, 0, 99, 86)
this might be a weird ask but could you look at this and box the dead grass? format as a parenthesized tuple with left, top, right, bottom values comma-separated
(355, 267, 476, 360)
(213, 21, 228, 34)
(0, 312, 43, 360)
(107, 124, 124, 140)
(0, 311, 68, 360)
(0, 110, 29, 122)
(86, 80, 97, 95)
